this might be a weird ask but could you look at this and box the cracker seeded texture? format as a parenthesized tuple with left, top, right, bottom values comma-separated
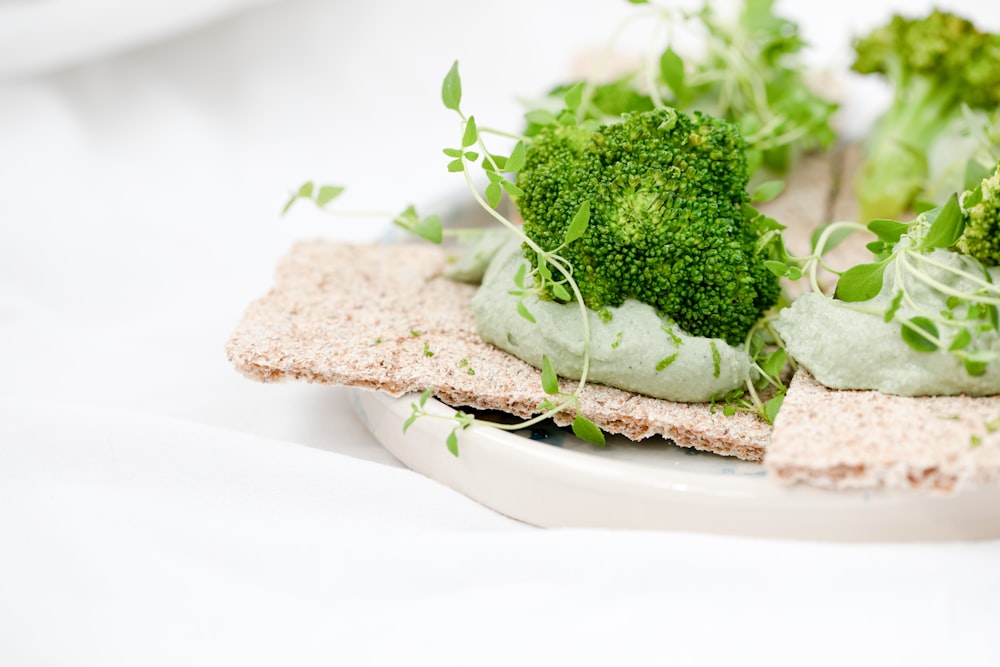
(769, 370, 1000, 492)
(226, 240, 770, 461)
(229, 150, 1000, 492)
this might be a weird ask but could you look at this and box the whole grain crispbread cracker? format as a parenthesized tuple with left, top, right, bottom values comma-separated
(768, 369, 1000, 492)
(227, 240, 771, 461)
(229, 148, 1000, 493)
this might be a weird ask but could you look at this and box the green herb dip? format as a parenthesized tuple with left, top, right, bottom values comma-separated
(774, 248, 1000, 395)
(469, 239, 752, 402)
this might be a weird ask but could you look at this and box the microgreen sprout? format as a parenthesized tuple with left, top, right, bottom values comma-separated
(545, 0, 837, 174)
(287, 24, 807, 442)
(399, 62, 606, 453)
(282, 182, 445, 244)
(405, 353, 604, 458)
(767, 188, 1000, 377)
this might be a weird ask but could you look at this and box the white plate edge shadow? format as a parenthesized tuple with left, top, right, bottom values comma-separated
(351, 389, 1000, 542)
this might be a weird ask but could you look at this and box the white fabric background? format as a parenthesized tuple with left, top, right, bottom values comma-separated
(1, 1, 999, 665)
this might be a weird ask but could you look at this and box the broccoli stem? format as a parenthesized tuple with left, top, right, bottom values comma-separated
(858, 76, 959, 219)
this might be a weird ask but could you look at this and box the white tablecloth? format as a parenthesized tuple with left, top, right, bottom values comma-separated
(2, 1, 998, 664)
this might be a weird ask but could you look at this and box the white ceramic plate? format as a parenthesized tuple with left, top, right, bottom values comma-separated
(352, 389, 1000, 541)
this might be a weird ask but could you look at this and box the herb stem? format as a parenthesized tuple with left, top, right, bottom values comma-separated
(909, 251, 1000, 297)
(478, 126, 531, 143)
(460, 165, 593, 395)
(900, 250, 1000, 306)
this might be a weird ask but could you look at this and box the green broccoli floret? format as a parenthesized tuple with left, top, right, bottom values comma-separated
(515, 107, 780, 345)
(956, 161, 1000, 265)
(851, 9, 1000, 220)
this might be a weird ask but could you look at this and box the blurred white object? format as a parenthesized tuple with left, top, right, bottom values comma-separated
(0, 0, 279, 78)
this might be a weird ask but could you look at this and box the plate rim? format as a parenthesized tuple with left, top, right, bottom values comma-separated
(351, 388, 1000, 542)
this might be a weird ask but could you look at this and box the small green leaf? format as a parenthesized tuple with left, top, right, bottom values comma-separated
(536, 256, 552, 281)
(551, 283, 571, 301)
(659, 47, 686, 99)
(419, 388, 433, 407)
(513, 262, 527, 289)
(403, 413, 418, 434)
(517, 300, 536, 323)
(485, 182, 502, 208)
(866, 240, 888, 257)
(505, 141, 526, 173)
(764, 260, 788, 277)
(524, 109, 559, 127)
(751, 180, 784, 203)
(483, 154, 507, 172)
(443, 147, 463, 158)
(557, 109, 576, 126)
(564, 200, 590, 245)
(501, 180, 523, 197)
(541, 355, 559, 395)
(282, 181, 314, 215)
(462, 116, 478, 148)
(537, 398, 557, 412)
(786, 266, 803, 281)
(442, 61, 462, 111)
(572, 414, 606, 447)
(564, 81, 585, 112)
(884, 291, 904, 323)
(764, 392, 785, 424)
(964, 356, 989, 377)
(447, 158, 464, 173)
(315, 185, 345, 207)
(760, 349, 787, 379)
(446, 429, 459, 457)
(901, 317, 939, 352)
(963, 184, 984, 209)
(408, 214, 443, 244)
(742, 203, 760, 222)
(949, 328, 972, 351)
(968, 303, 986, 321)
(835, 262, 887, 302)
(463, 151, 479, 161)
(867, 218, 910, 244)
(753, 213, 785, 233)
(811, 223, 859, 254)
(917, 194, 964, 250)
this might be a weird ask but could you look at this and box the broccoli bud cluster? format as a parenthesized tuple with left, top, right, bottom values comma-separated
(957, 162, 1000, 266)
(851, 9, 1000, 219)
(516, 107, 780, 345)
